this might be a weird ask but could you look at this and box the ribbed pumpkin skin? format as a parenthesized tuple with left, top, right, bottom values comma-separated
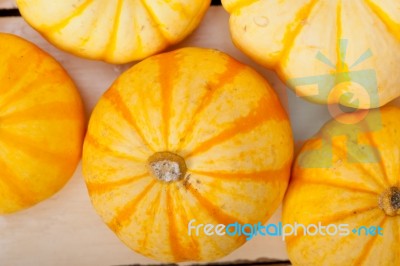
(0, 33, 85, 214)
(283, 106, 400, 266)
(222, 0, 400, 108)
(16, 0, 211, 64)
(82, 47, 293, 262)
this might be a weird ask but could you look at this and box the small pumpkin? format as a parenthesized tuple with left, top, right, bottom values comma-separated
(222, 0, 400, 108)
(0, 33, 85, 214)
(16, 0, 211, 64)
(283, 106, 400, 265)
(82, 47, 293, 262)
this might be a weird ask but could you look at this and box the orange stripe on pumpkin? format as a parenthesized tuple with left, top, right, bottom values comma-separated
(354, 216, 388, 265)
(290, 178, 379, 195)
(212, 57, 248, 89)
(335, 1, 344, 72)
(187, 183, 245, 226)
(364, 0, 400, 41)
(0, 102, 82, 124)
(174, 187, 202, 261)
(139, 0, 168, 43)
(86, 172, 149, 195)
(285, 206, 379, 246)
(185, 95, 285, 158)
(197, 57, 246, 114)
(0, 129, 75, 166)
(166, 186, 187, 261)
(305, 134, 387, 191)
(140, 189, 162, 250)
(278, 0, 319, 67)
(0, 71, 60, 113)
(84, 133, 144, 162)
(176, 58, 247, 151)
(186, 184, 248, 248)
(77, 4, 107, 48)
(157, 52, 179, 150)
(224, 0, 259, 13)
(189, 165, 290, 183)
(46, 0, 95, 32)
(103, 0, 124, 60)
(131, 6, 144, 54)
(107, 180, 156, 233)
(103, 87, 156, 152)
(0, 61, 42, 102)
(0, 158, 36, 208)
(363, 131, 391, 187)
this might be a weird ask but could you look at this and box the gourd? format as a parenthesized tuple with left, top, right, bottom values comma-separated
(82, 47, 293, 262)
(222, 0, 400, 109)
(0, 33, 85, 214)
(283, 106, 400, 265)
(16, 0, 211, 64)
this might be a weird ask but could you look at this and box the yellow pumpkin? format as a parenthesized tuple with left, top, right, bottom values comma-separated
(16, 0, 211, 64)
(82, 47, 293, 262)
(222, 0, 400, 109)
(0, 33, 85, 214)
(283, 106, 400, 265)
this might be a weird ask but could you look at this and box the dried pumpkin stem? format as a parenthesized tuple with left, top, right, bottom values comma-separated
(147, 152, 187, 183)
(378, 187, 400, 216)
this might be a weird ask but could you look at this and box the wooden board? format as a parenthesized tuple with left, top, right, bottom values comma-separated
(0, 4, 336, 266)
(0, 0, 16, 9)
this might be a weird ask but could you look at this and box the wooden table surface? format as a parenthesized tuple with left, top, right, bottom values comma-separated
(0, 1, 339, 265)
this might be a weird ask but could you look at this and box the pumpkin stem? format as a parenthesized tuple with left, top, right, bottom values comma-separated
(147, 152, 187, 183)
(378, 187, 400, 216)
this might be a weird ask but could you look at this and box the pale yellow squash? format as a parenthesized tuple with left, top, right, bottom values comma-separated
(222, 0, 400, 108)
(283, 106, 400, 265)
(17, 0, 211, 64)
(0, 33, 85, 214)
(82, 47, 293, 262)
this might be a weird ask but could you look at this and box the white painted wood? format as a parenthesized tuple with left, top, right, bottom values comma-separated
(0, 0, 16, 9)
(0, 6, 335, 266)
